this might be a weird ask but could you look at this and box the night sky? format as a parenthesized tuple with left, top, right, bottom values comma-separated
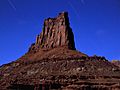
(0, 0, 120, 65)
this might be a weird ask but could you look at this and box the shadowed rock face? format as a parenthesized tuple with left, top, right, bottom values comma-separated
(29, 12, 75, 52)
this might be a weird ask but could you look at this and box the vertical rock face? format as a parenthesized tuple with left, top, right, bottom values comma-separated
(29, 12, 76, 52)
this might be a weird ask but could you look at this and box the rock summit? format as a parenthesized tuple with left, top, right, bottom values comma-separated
(29, 12, 75, 53)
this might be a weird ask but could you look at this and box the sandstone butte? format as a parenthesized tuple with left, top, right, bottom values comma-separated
(0, 12, 120, 90)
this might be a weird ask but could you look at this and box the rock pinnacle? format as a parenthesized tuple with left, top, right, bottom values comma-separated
(29, 12, 76, 52)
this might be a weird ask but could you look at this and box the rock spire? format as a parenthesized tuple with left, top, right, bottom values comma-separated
(29, 12, 76, 52)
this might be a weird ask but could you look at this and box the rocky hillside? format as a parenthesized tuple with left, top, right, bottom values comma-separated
(112, 60, 120, 67)
(0, 12, 120, 90)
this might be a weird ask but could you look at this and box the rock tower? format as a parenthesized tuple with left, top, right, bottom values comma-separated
(29, 12, 76, 52)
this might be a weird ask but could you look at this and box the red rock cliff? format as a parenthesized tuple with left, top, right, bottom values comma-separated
(29, 12, 76, 52)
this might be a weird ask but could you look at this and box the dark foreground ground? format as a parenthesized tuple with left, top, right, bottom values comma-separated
(0, 47, 120, 90)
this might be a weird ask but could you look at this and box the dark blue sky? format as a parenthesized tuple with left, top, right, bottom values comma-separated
(0, 0, 120, 65)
